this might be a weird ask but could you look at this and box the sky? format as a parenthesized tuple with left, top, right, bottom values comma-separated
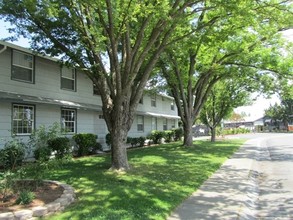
(0, 19, 292, 120)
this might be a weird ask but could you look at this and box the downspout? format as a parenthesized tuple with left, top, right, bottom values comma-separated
(0, 45, 7, 54)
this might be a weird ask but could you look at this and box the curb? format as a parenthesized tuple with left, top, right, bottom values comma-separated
(0, 180, 76, 220)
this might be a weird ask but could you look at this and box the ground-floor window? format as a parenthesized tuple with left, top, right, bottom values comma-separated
(171, 119, 176, 129)
(12, 104, 35, 135)
(137, 115, 144, 132)
(151, 117, 157, 130)
(61, 108, 76, 133)
(163, 118, 168, 130)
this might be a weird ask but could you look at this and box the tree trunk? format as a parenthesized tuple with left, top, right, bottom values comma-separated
(105, 103, 132, 171)
(210, 127, 216, 142)
(183, 119, 193, 146)
(110, 126, 130, 170)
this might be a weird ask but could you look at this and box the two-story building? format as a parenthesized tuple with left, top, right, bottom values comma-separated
(0, 41, 179, 150)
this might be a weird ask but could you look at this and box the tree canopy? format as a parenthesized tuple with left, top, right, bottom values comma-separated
(157, 0, 293, 145)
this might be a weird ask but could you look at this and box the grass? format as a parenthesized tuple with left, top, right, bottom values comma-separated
(30, 139, 245, 220)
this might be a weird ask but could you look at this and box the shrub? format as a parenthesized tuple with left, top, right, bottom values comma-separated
(105, 133, 111, 148)
(138, 136, 146, 147)
(33, 147, 52, 162)
(164, 130, 175, 143)
(149, 130, 165, 144)
(29, 123, 63, 161)
(0, 139, 26, 170)
(16, 190, 35, 205)
(89, 142, 103, 154)
(73, 133, 97, 156)
(127, 136, 145, 147)
(173, 128, 183, 141)
(48, 137, 71, 159)
(0, 170, 19, 201)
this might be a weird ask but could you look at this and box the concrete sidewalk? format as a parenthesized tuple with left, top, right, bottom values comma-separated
(167, 137, 264, 220)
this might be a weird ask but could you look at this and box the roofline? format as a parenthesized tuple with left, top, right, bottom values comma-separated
(0, 40, 59, 62)
(0, 41, 174, 101)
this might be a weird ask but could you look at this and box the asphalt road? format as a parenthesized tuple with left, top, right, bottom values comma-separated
(254, 133, 293, 219)
(168, 133, 293, 220)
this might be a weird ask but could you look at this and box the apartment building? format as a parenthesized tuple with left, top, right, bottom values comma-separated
(0, 41, 179, 149)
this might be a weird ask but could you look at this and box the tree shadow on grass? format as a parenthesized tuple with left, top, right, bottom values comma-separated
(40, 140, 244, 220)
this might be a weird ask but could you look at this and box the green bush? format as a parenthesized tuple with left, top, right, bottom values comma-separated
(48, 137, 71, 159)
(127, 136, 146, 147)
(33, 146, 52, 162)
(173, 128, 183, 141)
(16, 190, 35, 205)
(105, 133, 111, 148)
(89, 142, 103, 154)
(0, 139, 26, 170)
(138, 136, 146, 147)
(149, 130, 165, 144)
(73, 133, 97, 156)
(29, 123, 63, 161)
(0, 170, 19, 201)
(164, 130, 175, 143)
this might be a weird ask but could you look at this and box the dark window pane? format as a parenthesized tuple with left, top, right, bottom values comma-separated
(12, 66, 33, 82)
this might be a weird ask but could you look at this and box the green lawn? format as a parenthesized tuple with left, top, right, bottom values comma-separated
(38, 139, 245, 220)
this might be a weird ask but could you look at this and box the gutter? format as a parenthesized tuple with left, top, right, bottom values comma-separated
(0, 45, 7, 54)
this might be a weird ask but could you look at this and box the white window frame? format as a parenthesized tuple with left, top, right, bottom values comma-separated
(61, 108, 76, 133)
(61, 67, 76, 91)
(151, 117, 157, 130)
(171, 102, 175, 111)
(12, 104, 35, 135)
(163, 118, 168, 131)
(12, 50, 34, 83)
(151, 95, 156, 107)
(93, 83, 100, 95)
(137, 115, 144, 132)
(171, 119, 176, 129)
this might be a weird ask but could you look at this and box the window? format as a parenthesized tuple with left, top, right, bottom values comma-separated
(151, 95, 156, 107)
(151, 117, 157, 130)
(137, 115, 144, 132)
(163, 118, 168, 131)
(93, 83, 100, 95)
(139, 97, 143, 104)
(12, 50, 34, 83)
(171, 119, 176, 129)
(12, 104, 34, 135)
(61, 108, 76, 133)
(61, 67, 76, 91)
(171, 102, 175, 111)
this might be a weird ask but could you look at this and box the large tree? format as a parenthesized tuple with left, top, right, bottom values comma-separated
(0, 0, 203, 170)
(199, 79, 250, 142)
(158, 0, 293, 146)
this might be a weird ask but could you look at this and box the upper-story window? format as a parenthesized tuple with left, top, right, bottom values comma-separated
(139, 97, 143, 104)
(151, 95, 156, 107)
(12, 104, 35, 135)
(93, 83, 100, 95)
(61, 67, 76, 91)
(12, 50, 34, 83)
(171, 102, 175, 111)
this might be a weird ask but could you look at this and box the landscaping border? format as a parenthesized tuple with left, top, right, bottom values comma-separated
(0, 180, 76, 220)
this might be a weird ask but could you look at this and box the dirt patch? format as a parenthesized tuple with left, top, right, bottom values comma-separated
(0, 180, 64, 213)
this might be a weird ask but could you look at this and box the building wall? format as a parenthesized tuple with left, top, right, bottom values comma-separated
(0, 42, 179, 150)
